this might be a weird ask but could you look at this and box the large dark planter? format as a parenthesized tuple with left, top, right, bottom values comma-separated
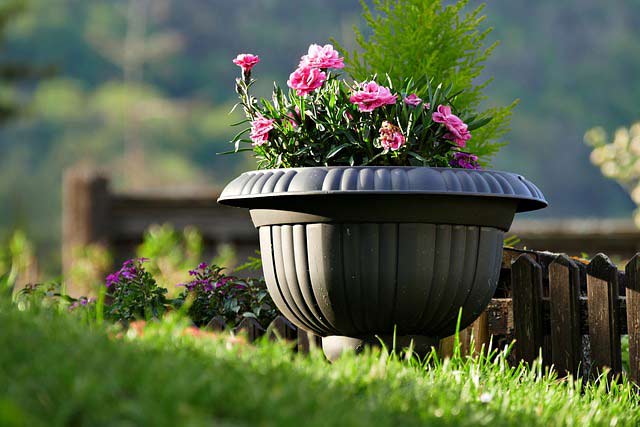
(218, 166, 547, 359)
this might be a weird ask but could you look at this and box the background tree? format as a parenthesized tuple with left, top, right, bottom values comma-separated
(1, 0, 640, 270)
(0, 0, 43, 123)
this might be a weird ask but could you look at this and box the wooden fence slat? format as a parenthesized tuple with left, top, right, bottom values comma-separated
(205, 316, 227, 332)
(625, 254, 640, 383)
(511, 254, 544, 363)
(62, 166, 111, 296)
(233, 317, 264, 342)
(471, 312, 490, 353)
(548, 255, 582, 375)
(297, 329, 322, 353)
(587, 254, 622, 375)
(267, 316, 297, 341)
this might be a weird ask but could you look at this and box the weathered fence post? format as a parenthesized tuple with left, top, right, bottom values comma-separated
(62, 166, 111, 293)
(511, 254, 544, 363)
(297, 329, 322, 354)
(470, 312, 490, 353)
(625, 254, 640, 383)
(234, 317, 264, 342)
(586, 254, 622, 376)
(267, 316, 297, 341)
(205, 316, 227, 332)
(548, 254, 582, 375)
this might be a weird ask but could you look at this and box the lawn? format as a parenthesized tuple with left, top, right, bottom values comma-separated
(0, 300, 638, 427)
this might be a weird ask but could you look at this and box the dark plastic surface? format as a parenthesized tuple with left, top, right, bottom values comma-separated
(218, 166, 547, 213)
(259, 223, 503, 339)
(218, 166, 547, 359)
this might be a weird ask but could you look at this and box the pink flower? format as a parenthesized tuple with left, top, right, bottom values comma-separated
(432, 105, 471, 147)
(299, 44, 344, 69)
(378, 121, 405, 153)
(450, 152, 481, 170)
(349, 81, 397, 112)
(287, 66, 327, 96)
(233, 53, 260, 73)
(250, 114, 274, 146)
(404, 93, 423, 107)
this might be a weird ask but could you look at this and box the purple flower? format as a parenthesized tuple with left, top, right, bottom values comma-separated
(216, 277, 232, 288)
(106, 273, 119, 288)
(105, 258, 147, 288)
(198, 262, 208, 270)
(450, 152, 481, 170)
(403, 93, 422, 107)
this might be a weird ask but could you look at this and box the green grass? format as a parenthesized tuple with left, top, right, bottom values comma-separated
(0, 301, 639, 427)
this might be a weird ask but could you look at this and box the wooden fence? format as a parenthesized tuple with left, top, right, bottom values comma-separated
(227, 248, 640, 382)
(62, 166, 257, 278)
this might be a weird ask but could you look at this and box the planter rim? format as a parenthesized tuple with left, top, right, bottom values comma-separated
(218, 166, 547, 213)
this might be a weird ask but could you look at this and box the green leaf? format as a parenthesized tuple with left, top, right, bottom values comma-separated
(229, 118, 251, 127)
(467, 116, 493, 131)
(325, 143, 351, 160)
(230, 127, 250, 142)
(407, 151, 428, 165)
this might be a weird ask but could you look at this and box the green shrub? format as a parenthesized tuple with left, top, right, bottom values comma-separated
(176, 262, 278, 328)
(336, 0, 517, 164)
(105, 258, 169, 323)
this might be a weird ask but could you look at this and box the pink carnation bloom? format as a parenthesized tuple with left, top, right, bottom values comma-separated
(450, 152, 481, 170)
(250, 114, 274, 146)
(403, 93, 423, 107)
(299, 44, 344, 69)
(432, 105, 471, 147)
(233, 53, 260, 72)
(287, 66, 327, 96)
(378, 121, 405, 153)
(349, 81, 397, 112)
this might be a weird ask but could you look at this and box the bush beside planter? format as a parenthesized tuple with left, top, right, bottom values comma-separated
(218, 166, 547, 360)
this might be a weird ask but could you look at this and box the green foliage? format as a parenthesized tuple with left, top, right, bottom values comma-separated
(585, 123, 640, 227)
(0, 230, 35, 292)
(137, 224, 204, 293)
(0, 0, 40, 124)
(503, 235, 521, 248)
(66, 243, 112, 296)
(234, 65, 490, 168)
(234, 250, 263, 272)
(1, 300, 640, 426)
(12, 281, 98, 325)
(177, 262, 277, 328)
(105, 258, 169, 323)
(335, 0, 516, 164)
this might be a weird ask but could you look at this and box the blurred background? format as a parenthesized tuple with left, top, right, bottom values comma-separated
(1, 0, 640, 273)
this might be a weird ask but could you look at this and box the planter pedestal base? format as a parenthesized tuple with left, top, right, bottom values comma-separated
(322, 334, 440, 361)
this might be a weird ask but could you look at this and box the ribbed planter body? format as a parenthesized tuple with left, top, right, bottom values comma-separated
(219, 167, 546, 358)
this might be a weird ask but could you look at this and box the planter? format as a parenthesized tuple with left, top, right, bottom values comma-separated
(218, 166, 547, 359)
